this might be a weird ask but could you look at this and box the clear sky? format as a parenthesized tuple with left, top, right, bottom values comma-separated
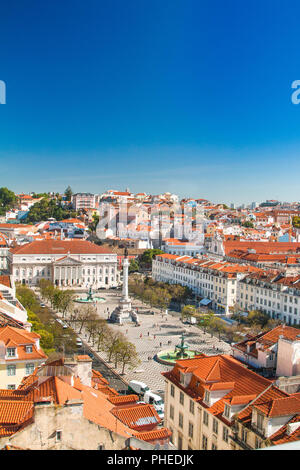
(1, 0, 300, 204)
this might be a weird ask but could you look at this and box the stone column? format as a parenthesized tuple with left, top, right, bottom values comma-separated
(122, 257, 129, 301)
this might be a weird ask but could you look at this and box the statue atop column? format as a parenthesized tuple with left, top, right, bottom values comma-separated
(109, 245, 138, 324)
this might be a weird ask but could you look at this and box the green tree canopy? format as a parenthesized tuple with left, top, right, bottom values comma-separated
(0, 187, 17, 215)
(64, 186, 73, 200)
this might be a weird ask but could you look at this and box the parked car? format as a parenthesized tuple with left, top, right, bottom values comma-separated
(40, 303, 46, 308)
(76, 338, 83, 347)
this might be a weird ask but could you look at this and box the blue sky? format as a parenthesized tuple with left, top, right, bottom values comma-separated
(1, 0, 300, 204)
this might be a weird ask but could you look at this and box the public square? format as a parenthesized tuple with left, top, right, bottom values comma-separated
(78, 289, 232, 396)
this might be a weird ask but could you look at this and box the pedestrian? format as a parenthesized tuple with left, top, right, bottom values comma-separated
(154, 335, 156, 340)
(140, 333, 142, 338)
(148, 331, 149, 336)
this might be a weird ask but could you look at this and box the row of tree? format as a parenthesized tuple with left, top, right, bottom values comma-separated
(38, 279, 75, 317)
(181, 304, 281, 344)
(16, 285, 77, 356)
(69, 305, 140, 374)
(128, 275, 192, 311)
(38, 279, 140, 374)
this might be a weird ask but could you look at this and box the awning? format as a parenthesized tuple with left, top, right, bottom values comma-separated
(200, 298, 212, 306)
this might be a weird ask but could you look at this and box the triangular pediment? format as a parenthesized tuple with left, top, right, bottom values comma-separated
(53, 256, 82, 266)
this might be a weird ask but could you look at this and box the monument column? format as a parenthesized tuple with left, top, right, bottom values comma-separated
(122, 257, 129, 301)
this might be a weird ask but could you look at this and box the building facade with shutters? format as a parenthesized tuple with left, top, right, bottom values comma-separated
(8, 240, 119, 289)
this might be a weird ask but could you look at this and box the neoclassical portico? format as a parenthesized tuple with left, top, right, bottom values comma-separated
(53, 256, 83, 287)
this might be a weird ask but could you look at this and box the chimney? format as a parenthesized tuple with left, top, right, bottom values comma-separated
(75, 355, 93, 387)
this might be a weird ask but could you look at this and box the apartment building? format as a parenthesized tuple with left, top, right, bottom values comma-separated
(232, 325, 300, 377)
(234, 385, 300, 449)
(162, 354, 272, 450)
(71, 193, 96, 211)
(0, 325, 47, 389)
(152, 254, 260, 315)
(238, 272, 300, 325)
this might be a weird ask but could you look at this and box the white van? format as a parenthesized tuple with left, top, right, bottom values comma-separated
(128, 380, 150, 396)
(76, 338, 83, 347)
(144, 390, 164, 418)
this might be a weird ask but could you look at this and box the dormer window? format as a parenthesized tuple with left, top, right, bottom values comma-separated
(224, 404, 231, 419)
(26, 345, 33, 353)
(7, 347, 16, 357)
(204, 390, 210, 405)
(257, 412, 264, 431)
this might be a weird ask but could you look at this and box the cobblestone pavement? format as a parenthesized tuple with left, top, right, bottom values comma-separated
(76, 291, 232, 397)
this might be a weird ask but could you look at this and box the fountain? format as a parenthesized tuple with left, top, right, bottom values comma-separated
(156, 332, 198, 365)
(75, 286, 106, 304)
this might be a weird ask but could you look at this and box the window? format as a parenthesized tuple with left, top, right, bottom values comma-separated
(26, 345, 33, 353)
(7, 384, 16, 390)
(224, 404, 231, 419)
(241, 428, 248, 443)
(203, 411, 209, 426)
(188, 422, 194, 438)
(223, 426, 229, 442)
(202, 435, 208, 450)
(7, 347, 16, 357)
(179, 391, 184, 405)
(257, 413, 264, 431)
(26, 363, 35, 375)
(56, 431, 62, 441)
(213, 418, 218, 434)
(170, 404, 174, 420)
(204, 390, 210, 405)
(178, 412, 184, 428)
(255, 437, 262, 449)
(189, 400, 195, 415)
(170, 384, 175, 397)
(7, 365, 16, 376)
(211, 443, 218, 450)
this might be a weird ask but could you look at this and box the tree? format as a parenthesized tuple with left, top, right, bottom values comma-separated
(57, 290, 75, 318)
(247, 310, 270, 328)
(103, 330, 125, 363)
(129, 259, 139, 273)
(16, 286, 39, 310)
(117, 341, 140, 375)
(77, 305, 97, 334)
(181, 305, 197, 322)
(196, 311, 214, 334)
(209, 317, 226, 340)
(95, 320, 110, 351)
(64, 186, 73, 201)
(36, 330, 55, 355)
(25, 197, 77, 223)
(0, 187, 17, 215)
(139, 249, 164, 265)
(242, 221, 254, 228)
(89, 213, 100, 233)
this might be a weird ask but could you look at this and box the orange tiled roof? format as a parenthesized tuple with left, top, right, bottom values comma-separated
(163, 354, 272, 423)
(0, 400, 33, 424)
(0, 326, 47, 361)
(111, 403, 161, 430)
(0, 275, 11, 288)
(10, 239, 113, 255)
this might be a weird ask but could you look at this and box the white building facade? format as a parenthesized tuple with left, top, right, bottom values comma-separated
(8, 240, 119, 289)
